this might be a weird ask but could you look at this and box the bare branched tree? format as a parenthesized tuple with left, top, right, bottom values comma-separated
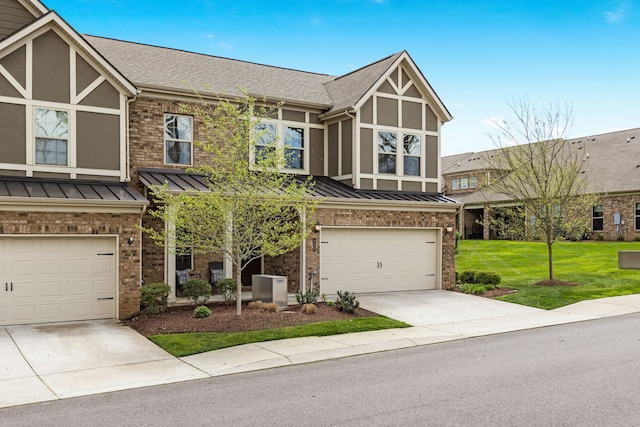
(483, 99, 597, 281)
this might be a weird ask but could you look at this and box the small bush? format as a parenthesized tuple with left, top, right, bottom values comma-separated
(182, 278, 212, 306)
(327, 301, 336, 307)
(248, 300, 263, 309)
(474, 271, 501, 286)
(140, 282, 170, 314)
(217, 278, 237, 306)
(595, 234, 604, 241)
(455, 270, 460, 284)
(458, 284, 490, 295)
(335, 290, 360, 313)
(193, 305, 212, 318)
(458, 270, 478, 284)
(301, 303, 317, 314)
(261, 302, 278, 312)
(295, 289, 319, 305)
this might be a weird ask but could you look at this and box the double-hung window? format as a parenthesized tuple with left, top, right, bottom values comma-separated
(403, 134, 421, 176)
(254, 123, 305, 171)
(165, 114, 193, 165)
(635, 203, 640, 230)
(284, 126, 304, 169)
(378, 130, 423, 176)
(378, 131, 397, 174)
(35, 108, 68, 166)
(255, 123, 277, 163)
(592, 205, 604, 231)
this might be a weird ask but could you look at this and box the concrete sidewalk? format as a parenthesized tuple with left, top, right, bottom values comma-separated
(2, 291, 640, 409)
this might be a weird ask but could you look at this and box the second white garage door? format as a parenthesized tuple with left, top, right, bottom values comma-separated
(0, 236, 117, 326)
(319, 228, 438, 294)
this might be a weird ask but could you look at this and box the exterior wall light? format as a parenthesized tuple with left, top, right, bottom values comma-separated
(445, 225, 454, 234)
(314, 222, 321, 233)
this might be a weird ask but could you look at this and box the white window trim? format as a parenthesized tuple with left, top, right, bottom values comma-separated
(252, 119, 310, 174)
(375, 128, 425, 177)
(164, 113, 194, 167)
(33, 106, 71, 167)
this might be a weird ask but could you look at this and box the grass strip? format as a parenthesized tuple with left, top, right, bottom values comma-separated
(456, 240, 640, 309)
(149, 316, 410, 357)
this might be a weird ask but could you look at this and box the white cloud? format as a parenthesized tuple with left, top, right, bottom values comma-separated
(604, 6, 626, 22)
(218, 42, 234, 51)
(310, 16, 322, 25)
(481, 116, 504, 130)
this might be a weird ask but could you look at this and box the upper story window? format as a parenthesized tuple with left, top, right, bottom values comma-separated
(470, 177, 478, 188)
(452, 179, 459, 190)
(254, 123, 306, 171)
(34, 108, 68, 166)
(165, 114, 193, 165)
(378, 131, 423, 176)
(592, 205, 604, 231)
(284, 126, 304, 169)
(255, 123, 276, 162)
(403, 134, 421, 176)
(378, 131, 397, 174)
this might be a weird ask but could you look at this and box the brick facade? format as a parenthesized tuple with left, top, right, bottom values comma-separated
(0, 211, 142, 319)
(596, 194, 640, 241)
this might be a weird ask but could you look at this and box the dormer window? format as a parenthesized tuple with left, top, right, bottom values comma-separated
(35, 108, 68, 166)
(165, 114, 193, 165)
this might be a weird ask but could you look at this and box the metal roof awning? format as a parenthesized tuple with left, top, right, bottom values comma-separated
(138, 168, 459, 206)
(0, 175, 148, 211)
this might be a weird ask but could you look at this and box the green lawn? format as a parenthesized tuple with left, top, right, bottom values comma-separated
(456, 240, 640, 309)
(150, 317, 410, 357)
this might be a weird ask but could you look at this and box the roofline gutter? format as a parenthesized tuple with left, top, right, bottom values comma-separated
(0, 197, 149, 213)
(318, 197, 462, 212)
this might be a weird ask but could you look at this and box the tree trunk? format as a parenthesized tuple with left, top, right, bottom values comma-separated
(236, 255, 243, 316)
(547, 240, 554, 281)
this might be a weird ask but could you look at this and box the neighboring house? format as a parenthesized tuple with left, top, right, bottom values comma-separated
(442, 128, 640, 241)
(0, 0, 460, 326)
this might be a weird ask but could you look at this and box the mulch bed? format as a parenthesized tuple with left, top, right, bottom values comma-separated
(123, 301, 378, 336)
(534, 279, 580, 286)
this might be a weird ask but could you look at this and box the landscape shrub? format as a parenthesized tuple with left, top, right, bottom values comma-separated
(248, 300, 263, 309)
(217, 278, 237, 306)
(458, 284, 491, 295)
(261, 302, 278, 312)
(474, 271, 501, 286)
(295, 289, 319, 305)
(182, 278, 212, 306)
(193, 305, 212, 318)
(335, 290, 360, 313)
(301, 303, 317, 314)
(140, 282, 170, 314)
(458, 270, 478, 284)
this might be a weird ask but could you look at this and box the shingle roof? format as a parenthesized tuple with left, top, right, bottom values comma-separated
(442, 127, 640, 198)
(84, 35, 336, 107)
(323, 52, 403, 114)
(138, 168, 458, 205)
(0, 176, 148, 203)
(84, 36, 448, 120)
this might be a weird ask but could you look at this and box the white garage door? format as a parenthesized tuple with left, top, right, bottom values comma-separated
(0, 237, 117, 326)
(319, 228, 438, 295)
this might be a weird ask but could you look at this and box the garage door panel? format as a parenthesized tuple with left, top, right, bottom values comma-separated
(0, 237, 117, 326)
(40, 260, 61, 274)
(41, 281, 62, 297)
(320, 228, 437, 295)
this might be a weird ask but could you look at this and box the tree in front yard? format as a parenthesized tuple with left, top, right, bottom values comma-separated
(143, 92, 319, 315)
(482, 99, 597, 281)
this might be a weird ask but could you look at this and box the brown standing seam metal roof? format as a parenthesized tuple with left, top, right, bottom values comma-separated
(138, 168, 458, 204)
(0, 176, 148, 202)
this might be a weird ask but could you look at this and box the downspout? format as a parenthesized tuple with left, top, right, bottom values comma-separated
(125, 91, 141, 182)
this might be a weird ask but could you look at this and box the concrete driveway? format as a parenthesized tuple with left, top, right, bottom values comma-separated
(0, 320, 207, 408)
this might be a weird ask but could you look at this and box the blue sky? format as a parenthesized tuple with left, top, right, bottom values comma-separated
(43, 0, 640, 155)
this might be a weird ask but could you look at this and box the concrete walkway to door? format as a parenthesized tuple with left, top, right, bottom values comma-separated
(3, 291, 640, 409)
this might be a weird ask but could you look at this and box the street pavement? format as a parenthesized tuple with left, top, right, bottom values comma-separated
(2, 290, 640, 408)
